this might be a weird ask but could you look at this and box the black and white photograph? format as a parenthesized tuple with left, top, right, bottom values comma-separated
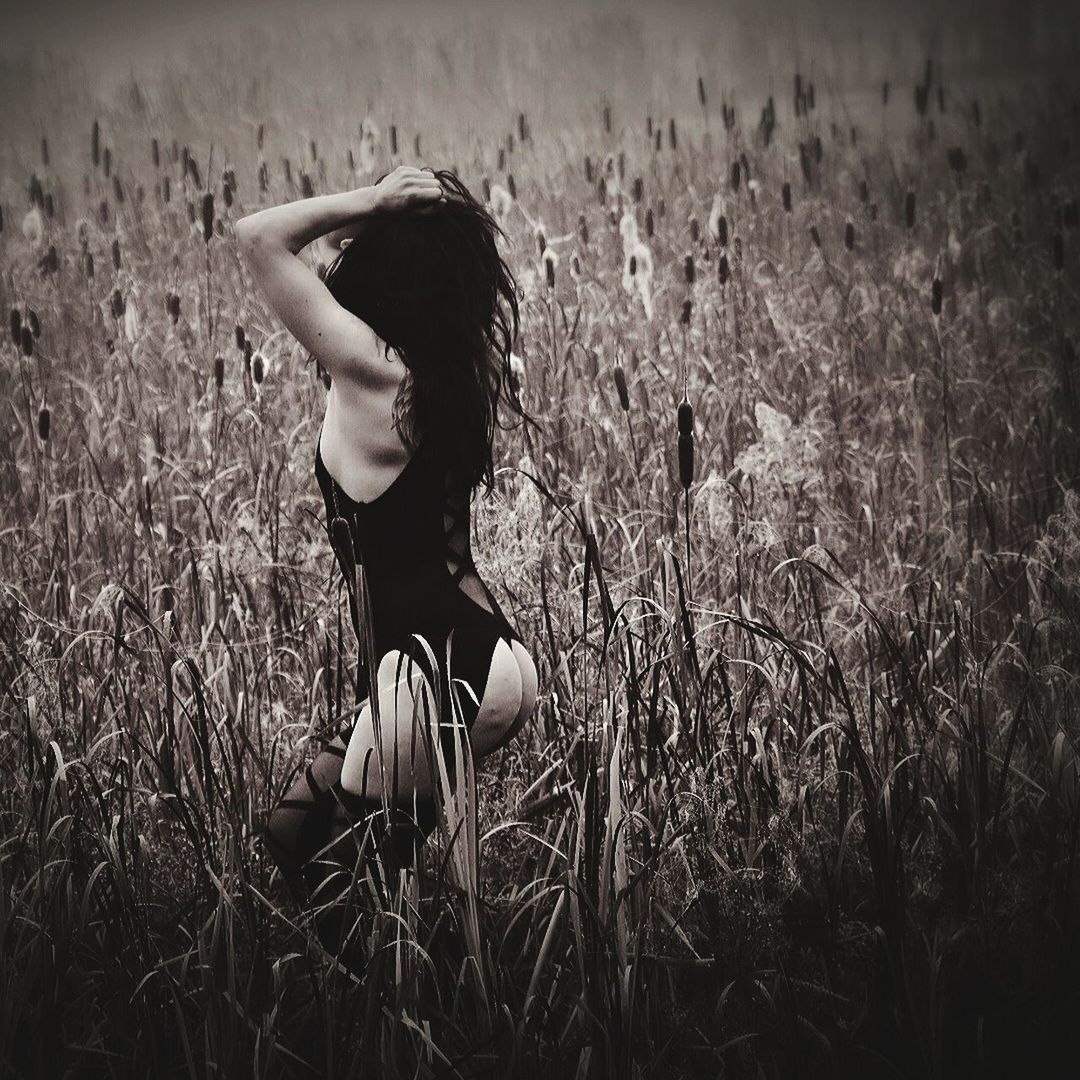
(1, 0, 1078, 1075)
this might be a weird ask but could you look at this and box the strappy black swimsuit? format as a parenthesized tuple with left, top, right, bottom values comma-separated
(315, 433, 523, 749)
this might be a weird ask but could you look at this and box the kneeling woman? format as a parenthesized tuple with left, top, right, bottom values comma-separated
(237, 165, 539, 938)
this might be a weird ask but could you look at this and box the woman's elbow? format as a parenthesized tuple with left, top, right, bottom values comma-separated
(234, 215, 262, 254)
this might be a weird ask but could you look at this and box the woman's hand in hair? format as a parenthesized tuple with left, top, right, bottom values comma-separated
(372, 165, 446, 214)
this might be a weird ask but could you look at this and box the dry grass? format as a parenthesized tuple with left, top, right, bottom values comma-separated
(1, 21, 1079, 1079)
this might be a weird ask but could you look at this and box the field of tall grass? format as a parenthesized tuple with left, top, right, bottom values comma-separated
(1, 11, 1079, 1077)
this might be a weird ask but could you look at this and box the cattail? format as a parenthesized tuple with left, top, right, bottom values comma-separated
(235, 324, 245, 351)
(844, 221, 855, 250)
(83, 252, 94, 279)
(257, 123, 265, 151)
(697, 75, 706, 108)
(300, 173, 314, 199)
(163, 175, 171, 202)
(21, 326, 33, 357)
(677, 398, 694, 488)
(10, 308, 21, 346)
(931, 277, 943, 316)
(223, 181, 233, 209)
(613, 362, 630, 411)
(201, 192, 214, 242)
(38, 405, 50, 441)
(781, 181, 792, 212)
(92, 119, 100, 167)
(40, 245, 58, 276)
(731, 160, 741, 193)
(98, 199, 109, 226)
(603, 104, 611, 133)
(717, 253, 729, 285)
(859, 179, 869, 204)
(283, 157, 292, 186)
(809, 224, 821, 248)
(214, 355, 225, 388)
(113, 175, 125, 203)
(151, 137, 160, 168)
(628, 254, 637, 276)
(252, 351, 265, 384)
(905, 189, 916, 231)
(632, 176, 643, 202)
(518, 113, 527, 142)
(645, 208, 654, 237)
(684, 254, 695, 284)
(646, 115, 653, 138)
(1053, 232, 1064, 272)
(29, 174, 44, 208)
(577, 214, 589, 246)
(244, 338, 254, 374)
(110, 288, 125, 319)
(946, 147, 967, 174)
(669, 117, 677, 150)
(111, 238, 121, 270)
(572, 253, 581, 276)
(655, 129, 662, 153)
(498, 147, 506, 172)
(168, 293, 180, 323)
(690, 216, 699, 242)
(584, 156, 593, 183)
(680, 298, 692, 325)
(187, 152, 202, 188)
(544, 251, 556, 289)
(717, 214, 728, 246)
(507, 173, 517, 199)
(536, 230, 546, 256)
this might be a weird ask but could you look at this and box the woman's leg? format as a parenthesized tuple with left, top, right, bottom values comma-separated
(264, 728, 358, 903)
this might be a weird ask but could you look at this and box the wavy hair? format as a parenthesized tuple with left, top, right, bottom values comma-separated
(322, 169, 536, 494)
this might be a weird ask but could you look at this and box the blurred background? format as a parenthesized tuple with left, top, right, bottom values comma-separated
(2, 0, 1077, 184)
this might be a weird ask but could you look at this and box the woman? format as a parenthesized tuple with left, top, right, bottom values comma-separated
(236, 165, 539, 946)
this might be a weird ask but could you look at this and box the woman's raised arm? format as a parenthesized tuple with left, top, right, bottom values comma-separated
(235, 166, 444, 386)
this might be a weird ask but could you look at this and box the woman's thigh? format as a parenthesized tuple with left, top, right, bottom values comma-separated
(340, 648, 442, 801)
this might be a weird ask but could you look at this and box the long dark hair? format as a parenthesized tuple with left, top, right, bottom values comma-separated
(322, 168, 535, 494)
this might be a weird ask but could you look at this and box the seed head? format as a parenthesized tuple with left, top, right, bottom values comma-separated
(613, 363, 630, 411)
(38, 405, 50, 441)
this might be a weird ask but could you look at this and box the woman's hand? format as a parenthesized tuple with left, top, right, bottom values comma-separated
(371, 165, 445, 214)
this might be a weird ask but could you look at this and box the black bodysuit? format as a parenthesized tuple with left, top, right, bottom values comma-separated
(315, 432, 523, 757)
